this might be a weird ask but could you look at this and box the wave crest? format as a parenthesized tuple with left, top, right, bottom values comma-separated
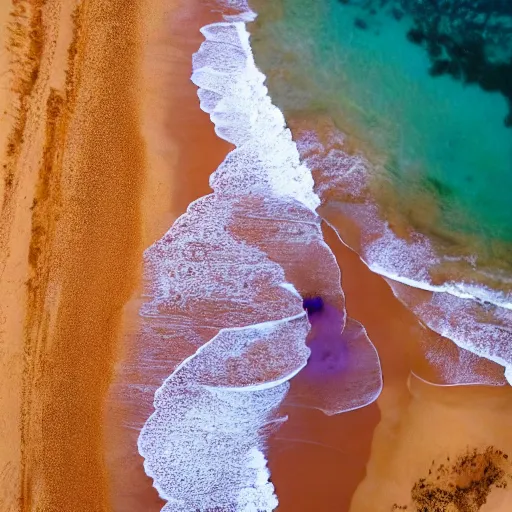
(138, 13, 382, 512)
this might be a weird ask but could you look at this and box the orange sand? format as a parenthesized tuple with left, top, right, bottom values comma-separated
(325, 218, 512, 512)
(266, 216, 512, 512)
(1, 0, 512, 511)
(103, 2, 232, 511)
(0, 0, 146, 509)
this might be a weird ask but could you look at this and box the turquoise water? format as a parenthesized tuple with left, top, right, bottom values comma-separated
(250, 0, 512, 245)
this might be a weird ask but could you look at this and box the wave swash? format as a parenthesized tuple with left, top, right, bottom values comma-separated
(137, 3, 382, 511)
(296, 126, 512, 386)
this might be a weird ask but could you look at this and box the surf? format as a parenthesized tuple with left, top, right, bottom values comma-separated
(137, 4, 382, 510)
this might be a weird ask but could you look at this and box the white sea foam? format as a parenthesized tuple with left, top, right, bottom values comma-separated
(138, 9, 382, 511)
(298, 128, 512, 308)
(138, 315, 307, 512)
(140, 382, 286, 512)
(192, 22, 319, 211)
(297, 127, 512, 385)
(215, 0, 257, 22)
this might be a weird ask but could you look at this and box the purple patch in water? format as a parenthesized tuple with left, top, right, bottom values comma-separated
(303, 296, 325, 315)
(305, 303, 347, 376)
(286, 302, 383, 415)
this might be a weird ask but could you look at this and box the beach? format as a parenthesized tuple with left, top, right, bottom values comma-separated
(1, 0, 512, 511)
(103, 1, 233, 510)
(0, 0, 146, 509)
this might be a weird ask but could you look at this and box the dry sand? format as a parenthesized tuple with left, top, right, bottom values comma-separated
(1, 0, 512, 511)
(0, 0, 146, 509)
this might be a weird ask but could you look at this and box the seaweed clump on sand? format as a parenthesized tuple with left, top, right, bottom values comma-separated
(393, 446, 512, 511)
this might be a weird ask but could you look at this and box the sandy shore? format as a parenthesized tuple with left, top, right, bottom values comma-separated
(1, 0, 512, 511)
(323, 221, 512, 512)
(0, 0, 147, 509)
(103, 2, 232, 511)
(0, 0, 230, 509)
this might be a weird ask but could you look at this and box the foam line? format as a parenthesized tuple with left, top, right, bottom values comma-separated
(298, 128, 512, 309)
(137, 9, 321, 511)
(137, 6, 383, 511)
(301, 129, 512, 385)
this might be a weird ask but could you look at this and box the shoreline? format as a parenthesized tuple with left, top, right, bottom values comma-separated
(103, 2, 512, 511)
(103, 1, 233, 510)
(1, 0, 512, 511)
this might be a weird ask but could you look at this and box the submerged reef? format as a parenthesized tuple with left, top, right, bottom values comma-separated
(339, 0, 512, 127)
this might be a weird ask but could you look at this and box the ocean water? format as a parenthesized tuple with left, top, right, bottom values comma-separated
(137, 0, 512, 508)
(251, 0, 512, 245)
(138, 8, 382, 511)
(249, 0, 512, 381)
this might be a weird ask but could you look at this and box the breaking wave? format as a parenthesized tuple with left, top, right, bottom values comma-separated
(296, 124, 512, 386)
(138, 6, 382, 511)
(246, 0, 512, 387)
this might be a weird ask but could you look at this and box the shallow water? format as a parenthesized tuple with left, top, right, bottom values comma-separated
(130, 0, 512, 510)
(248, 0, 512, 382)
(250, 0, 512, 252)
(136, 12, 383, 510)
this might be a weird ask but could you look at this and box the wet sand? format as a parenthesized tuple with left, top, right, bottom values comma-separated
(351, 377, 512, 512)
(128, 3, 512, 510)
(267, 208, 512, 512)
(266, 219, 417, 512)
(323, 220, 512, 512)
(103, 2, 232, 511)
